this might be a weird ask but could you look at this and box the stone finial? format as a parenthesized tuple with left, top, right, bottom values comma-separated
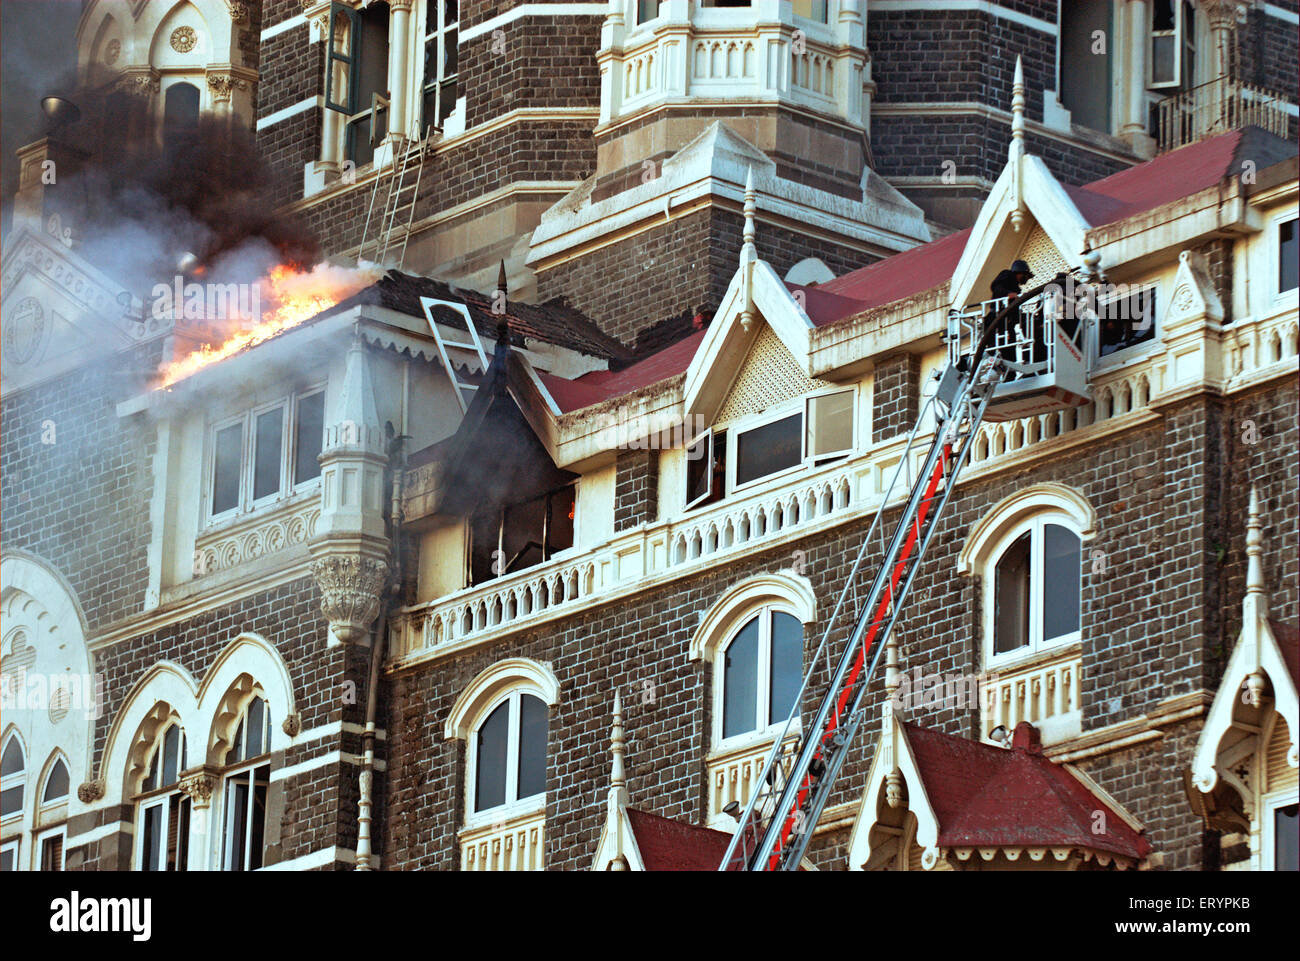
(1009, 55, 1026, 233)
(1010, 55, 1025, 155)
(885, 768, 903, 808)
(610, 690, 628, 798)
(1245, 486, 1265, 600)
(741, 165, 757, 265)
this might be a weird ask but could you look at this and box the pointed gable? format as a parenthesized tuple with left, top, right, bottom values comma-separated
(715, 325, 827, 424)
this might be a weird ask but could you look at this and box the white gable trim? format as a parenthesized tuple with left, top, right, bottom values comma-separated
(683, 260, 815, 421)
(949, 156, 1092, 310)
(846, 713, 942, 870)
(1192, 618, 1300, 793)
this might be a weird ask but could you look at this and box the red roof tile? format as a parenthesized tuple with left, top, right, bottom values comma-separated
(1269, 618, 1300, 689)
(625, 808, 733, 871)
(538, 329, 706, 413)
(904, 722, 1150, 861)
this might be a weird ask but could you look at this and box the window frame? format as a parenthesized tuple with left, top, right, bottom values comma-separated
(983, 514, 1083, 668)
(0, 838, 18, 871)
(35, 824, 65, 871)
(718, 386, 858, 499)
(133, 722, 191, 872)
(421, 0, 460, 136)
(713, 605, 805, 750)
(1093, 281, 1160, 365)
(464, 689, 548, 827)
(0, 731, 26, 824)
(1273, 212, 1299, 304)
(205, 387, 326, 525)
(1262, 787, 1299, 871)
(1149, 0, 1193, 90)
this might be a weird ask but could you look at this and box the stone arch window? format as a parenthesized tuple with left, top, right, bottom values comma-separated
(35, 752, 70, 871)
(162, 80, 200, 140)
(720, 609, 803, 742)
(690, 573, 816, 751)
(445, 658, 559, 828)
(135, 719, 191, 872)
(958, 483, 1096, 668)
(218, 694, 271, 871)
(1, 730, 26, 821)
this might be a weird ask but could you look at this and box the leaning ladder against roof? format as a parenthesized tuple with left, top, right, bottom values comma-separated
(718, 313, 1032, 872)
(421, 297, 490, 414)
(358, 129, 430, 269)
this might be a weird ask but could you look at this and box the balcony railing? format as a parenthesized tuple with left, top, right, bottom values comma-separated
(982, 645, 1082, 746)
(460, 809, 545, 871)
(707, 732, 800, 828)
(1155, 76, 1292, 153)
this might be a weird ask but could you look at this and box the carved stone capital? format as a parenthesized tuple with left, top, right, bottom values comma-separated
(113, 69, 160, 99)
(77, 779, 106, 803)
(282, 712, 302, 738)
(206, 73, 249, 103)
(224, 0, 250, 22)
(178, 771, 218, 808)
(312, 555, 390, 644)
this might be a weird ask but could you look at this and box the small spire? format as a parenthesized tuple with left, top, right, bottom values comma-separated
(1246, 486, 1265, 600)
(741, 165, 757, 265)
(1010, 55, 1025, 157)
(496, 259, 508, 298)
(610, 690, 626, 791)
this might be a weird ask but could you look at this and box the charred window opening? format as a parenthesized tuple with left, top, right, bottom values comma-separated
(468, 483, 577, 585)
(1097, 286, 1157, 357)
(1059, 0, 1112, 133)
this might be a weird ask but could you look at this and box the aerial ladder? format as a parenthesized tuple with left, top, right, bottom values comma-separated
(719, 269, 1098, 871)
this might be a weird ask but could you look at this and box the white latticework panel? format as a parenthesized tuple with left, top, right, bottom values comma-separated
(1016, 224, 1071, 279)
(716, 325, 825, 423)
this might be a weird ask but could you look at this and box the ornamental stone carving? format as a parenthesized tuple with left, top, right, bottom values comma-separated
(170, 26, 198, 53)
(113, 72, 160, 99)
(77, 779, 106, 803)
(312, 555, 390, 644)
(224, 0, 250, 22)
(207, 73, 249, 104)
(105, 39, 121, 65)
(282, 712, 302, 738)
(178, 772, 216, 807)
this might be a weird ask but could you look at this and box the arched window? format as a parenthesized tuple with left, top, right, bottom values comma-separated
(720, 609, 803, 741)
(220, 696, 271, 871)
(1, 733, 25, 821)
(41, 757, 68, 805)
(470, 691, 547, 816)
(136, 722, 190, 872)
(163, 82, 200, 140)
(989, 517, 1082, 660)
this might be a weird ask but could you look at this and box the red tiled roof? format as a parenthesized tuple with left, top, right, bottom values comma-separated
(1269, 618, 1300, 689)
(798, 228, 971, 325)
(538, 329, 706, 413)
(624, 808, 733, 871)
(904, 722, 1150, 861)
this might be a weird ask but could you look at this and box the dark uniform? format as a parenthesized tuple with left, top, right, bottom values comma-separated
(962, 260, 1033, 372)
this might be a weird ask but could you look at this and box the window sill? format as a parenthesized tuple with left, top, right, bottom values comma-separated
(461, 795, 546, 835)
(986, 638, 1081, 675)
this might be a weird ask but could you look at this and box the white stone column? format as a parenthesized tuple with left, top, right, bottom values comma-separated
(388, 0, 413, 140)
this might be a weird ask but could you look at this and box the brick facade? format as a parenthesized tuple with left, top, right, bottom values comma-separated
(614, 449, 659, 532)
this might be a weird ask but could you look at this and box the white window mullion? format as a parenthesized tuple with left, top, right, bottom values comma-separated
(1029, 518, 1044, 653)
(504, 692, 520, 806)
(757, 611, 772, 730)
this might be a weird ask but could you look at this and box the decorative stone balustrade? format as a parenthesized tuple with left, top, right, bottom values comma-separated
(460, 808, 546, 871)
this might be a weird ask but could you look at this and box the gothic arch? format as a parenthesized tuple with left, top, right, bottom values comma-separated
(444, 658, 560, 741)
(688, 571, 817, 662)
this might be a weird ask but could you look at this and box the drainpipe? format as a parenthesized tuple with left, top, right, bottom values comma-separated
(355, 437, 406, 871)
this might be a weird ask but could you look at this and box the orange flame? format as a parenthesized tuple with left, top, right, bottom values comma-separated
(156, 262, 379, 389)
